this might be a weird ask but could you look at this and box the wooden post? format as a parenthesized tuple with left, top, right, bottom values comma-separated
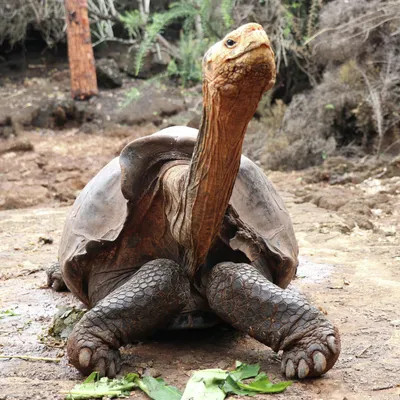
(64, 0, 98, 100)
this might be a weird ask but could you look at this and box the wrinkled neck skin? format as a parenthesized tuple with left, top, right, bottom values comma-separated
(165, 79, 264, 278)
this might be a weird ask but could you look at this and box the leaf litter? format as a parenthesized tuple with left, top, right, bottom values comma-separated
(63, 361, 292, 399)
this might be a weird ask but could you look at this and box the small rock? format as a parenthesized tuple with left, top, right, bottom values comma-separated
(0, 125, 15, 139)
(383, 228, 396, 237)
(216, 360, 231, 369)
(2, 186, 50, 210)
(96, 58, 122, 89)
(143, 368, 161, 378)
(178, 354, 196, 364)
(0, 138, 34, 155)
(79, 122, 100, 135)
(390, 320, 400, 327)
(348, 214, 374, 230)
(117, 84, 185, 126)
(38, 235, 53, 245)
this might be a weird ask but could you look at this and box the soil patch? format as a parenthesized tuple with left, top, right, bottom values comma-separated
(0, 169, 399, 399)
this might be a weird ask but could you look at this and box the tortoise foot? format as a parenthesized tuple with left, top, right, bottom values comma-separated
(281, 326, 340, 379)
(206, 262, 341, 380)
(46, 262, 68, 292)
(68, 330, 121, 377)
(66, 259, 190, 376)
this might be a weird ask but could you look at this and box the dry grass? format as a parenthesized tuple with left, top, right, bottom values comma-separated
(0, 0, 124, 48)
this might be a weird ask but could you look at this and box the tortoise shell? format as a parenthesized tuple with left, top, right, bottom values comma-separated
(59, 127, 298, 308)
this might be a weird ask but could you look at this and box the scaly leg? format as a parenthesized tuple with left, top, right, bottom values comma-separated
(206, 262, 340, 379)
(67, 259, 190, 377)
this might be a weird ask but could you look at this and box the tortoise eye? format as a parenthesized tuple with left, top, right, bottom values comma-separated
(226, 39, 236, 47)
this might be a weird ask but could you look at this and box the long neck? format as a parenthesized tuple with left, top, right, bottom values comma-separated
(182, 81, 261, 276)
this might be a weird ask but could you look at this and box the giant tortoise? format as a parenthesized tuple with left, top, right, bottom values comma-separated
(49, 23, 340, 380)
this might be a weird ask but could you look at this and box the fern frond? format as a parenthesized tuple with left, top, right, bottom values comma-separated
(178, 30, 205, 86)
(120, 10, 143, 39)
(134, 2, 198, 76)
(183, 14, 196, 33)
(199, 0, 215, 38)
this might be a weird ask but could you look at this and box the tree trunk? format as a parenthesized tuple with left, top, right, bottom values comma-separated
(64, 0, 98, 100)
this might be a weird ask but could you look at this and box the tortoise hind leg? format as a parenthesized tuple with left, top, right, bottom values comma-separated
(67, 259, 190, 377)
(46, 262, 68, 292)
(206, 262, 340, 379)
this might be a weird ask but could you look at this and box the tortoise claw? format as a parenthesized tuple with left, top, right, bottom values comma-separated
(96, 358, 106, 378)
(313, 351, 327, 374)
(298, 359, 310, 378)
(284, 359, 296, 378)
(327, 335, 337, 354)
(108, 360, 116, 379)
(78, 348, 92, 369)
(68, 332, 121, 377)
(280, 325, 340, 379)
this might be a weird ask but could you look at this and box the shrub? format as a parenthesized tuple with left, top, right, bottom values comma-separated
(0, 0, 65, 47)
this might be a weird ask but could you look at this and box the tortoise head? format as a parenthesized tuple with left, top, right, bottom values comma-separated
(203, 23, 276, 98)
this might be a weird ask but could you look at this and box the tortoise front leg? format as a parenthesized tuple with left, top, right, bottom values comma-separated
(67, 259, 190, 377)
(206, 262, 340, 379)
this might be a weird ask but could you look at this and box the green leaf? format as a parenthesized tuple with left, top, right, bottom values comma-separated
(182, 369, 228, 400)
(325, 103, 336, 110)
(120, 10, 143, 38)
(229, 362, 260, 381)
(167, 59, 179, 76)
(83, 372, 99, 384)
(223, 363, 292, 396)
(134, 3, 197, 76)
(63, 361, 291, 400)
(139, 376, 182, 400)
(63, 373, 139, 399)
(0, 309, 20, 319)
(121, 87, 141, 108)
(125, 373, 140, 383)
(221, 375, 257, 397)
(235, 373, 292, 394)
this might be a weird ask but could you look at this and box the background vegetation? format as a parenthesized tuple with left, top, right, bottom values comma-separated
(0, 0, 399, 170)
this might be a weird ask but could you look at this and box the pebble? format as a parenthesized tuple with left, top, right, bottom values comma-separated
(144, 368, 161, 378)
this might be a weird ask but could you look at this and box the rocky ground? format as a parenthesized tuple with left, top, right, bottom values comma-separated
(0, 70, 399, 399)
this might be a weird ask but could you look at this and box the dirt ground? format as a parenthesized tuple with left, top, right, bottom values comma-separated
(0, 126, 399, 400)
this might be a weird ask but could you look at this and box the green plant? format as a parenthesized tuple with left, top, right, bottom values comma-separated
(121, 87, 141, 108)
(119, 10, 143, 39)
(121, 0, 235, 86)
(167, 31, 208, 87)
(221, 0, 237, 29)
(283, 0, 321, 44)
(133, 2, 200, 76)
(0, 0, 66, 47)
